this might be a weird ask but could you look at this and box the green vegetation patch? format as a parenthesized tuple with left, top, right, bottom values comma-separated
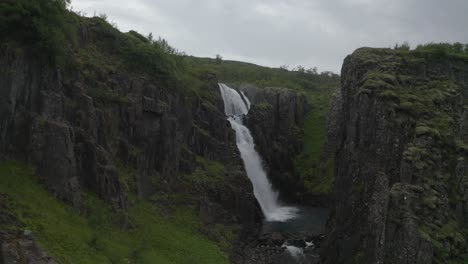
(414, 42, 468, 62)
(256, 101, 273, 110)
(0, 160, 228, 264)
(358, 46, 468, 262)
(419, 220, 466, 260)
(0, 0, 78, 64)
(184, 156, 226, 188)
(294, 89, 336, 199)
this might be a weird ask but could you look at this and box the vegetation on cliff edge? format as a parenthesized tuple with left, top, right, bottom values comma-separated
(353, 46, 468, 263)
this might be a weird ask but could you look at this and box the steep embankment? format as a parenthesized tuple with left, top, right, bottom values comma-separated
(236, 84, 307, 201)
(0, 4, 259, 262)
(322, 48, 468, 263)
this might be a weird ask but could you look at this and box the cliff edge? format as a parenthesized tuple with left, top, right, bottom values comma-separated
(322, 47, 468, 264)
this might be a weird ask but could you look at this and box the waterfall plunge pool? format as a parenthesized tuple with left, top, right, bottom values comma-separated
(262, 206, 329, 237)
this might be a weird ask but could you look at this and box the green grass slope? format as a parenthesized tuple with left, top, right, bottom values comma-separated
(0, 161, 228, 264)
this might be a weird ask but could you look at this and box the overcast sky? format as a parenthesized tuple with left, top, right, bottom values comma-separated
(70, 0, 468, 73)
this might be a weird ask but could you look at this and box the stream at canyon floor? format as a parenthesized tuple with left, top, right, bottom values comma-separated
(245, 206, 329, 264)
(271, 207, 329, 263)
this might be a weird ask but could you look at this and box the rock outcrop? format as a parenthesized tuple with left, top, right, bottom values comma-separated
(236, 84, 307, 201)
(0, 193, 57, 264)
(322, 48, 468, 263)
(0, 16, 260, 259)
(324, 89, 343, 156)
(1, 230, 58, 264)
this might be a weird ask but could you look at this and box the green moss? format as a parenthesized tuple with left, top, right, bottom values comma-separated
(86, 87, 130, 105)
(415, 43, 468, 62)
(372, 64, 461, 141)
(378, 90, 399, 101)
(455, 140, 468, 152)
(415, 125, 441, 138)
(38, 115, 47, 126)
(184, 156, 225, 187)
(201, 223, 240, 252)
(352, 250, 364, 264)
(363, 71, 395, 89)
(0, 161, 228, 264)
(180, 143, 192, 154)
(403, 144, 430, 161)
(419, 220, 467, 261)
(302, 92, 330, 160)
(193, 122, 211, 138)
(116, 164, 137, 195)
(256, 101, 273, 110)
(0, 0, 77, 65)
(345, 45, 468, 264)
(358, 88, 373, 96)
(294, 88, 337, 199)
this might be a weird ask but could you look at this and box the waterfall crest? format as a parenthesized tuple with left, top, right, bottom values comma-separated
(218, 83, 297, 222)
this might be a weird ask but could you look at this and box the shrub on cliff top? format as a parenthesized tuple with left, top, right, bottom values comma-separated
(415, 42, 468, 61)
(0, 0, 76, 64)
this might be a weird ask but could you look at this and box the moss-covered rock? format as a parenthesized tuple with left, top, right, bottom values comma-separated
(322, 47, 468, 264)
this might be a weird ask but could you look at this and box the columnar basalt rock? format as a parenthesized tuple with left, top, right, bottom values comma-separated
(322, 48, 468, 264)
(236, 84, 308, 201)
(0, 18, 260, 254)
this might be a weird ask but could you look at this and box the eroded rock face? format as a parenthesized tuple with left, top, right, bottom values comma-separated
(324, 90, 343, 156)
(0, 194, 57, 264)
(1, 231, 58, 264)
(236, 84, 307, 201)
(321, 48, 468, 264)
(0, 19, 260, 257)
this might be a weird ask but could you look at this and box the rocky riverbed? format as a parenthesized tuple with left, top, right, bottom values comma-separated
(235, 207, 329, 264)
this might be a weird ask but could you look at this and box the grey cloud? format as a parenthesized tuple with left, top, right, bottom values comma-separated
(71, 0, 468, 73)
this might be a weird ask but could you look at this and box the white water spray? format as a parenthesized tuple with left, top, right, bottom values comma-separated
(285, 246, 306, 260)
(218, 83, 297, 222)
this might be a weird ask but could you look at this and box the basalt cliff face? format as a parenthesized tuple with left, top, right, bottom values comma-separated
(322, 48, 468, 263)
(237, 84, 307, 201)
(0, 17, 261, 259)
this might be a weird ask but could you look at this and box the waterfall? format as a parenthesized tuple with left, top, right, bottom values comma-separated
(218, 83, 297, 222)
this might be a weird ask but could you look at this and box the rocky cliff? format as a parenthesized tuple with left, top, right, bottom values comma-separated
(236, 84, 307, 201)
(0, 16, 260, 258)
(322, 48, 468, 263)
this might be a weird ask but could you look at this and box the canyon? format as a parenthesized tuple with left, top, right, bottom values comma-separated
(1, 2, 468, 264)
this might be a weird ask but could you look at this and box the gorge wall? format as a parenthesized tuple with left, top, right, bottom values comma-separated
(236, 84, 308, 202)
(0, 16, 261, 257)
(322, 48, 468, 264)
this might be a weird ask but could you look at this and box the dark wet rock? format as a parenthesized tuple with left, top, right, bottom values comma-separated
(324, 89, 343, 156)
(288, 239, 307, 248)
(257, 232, 285, 247)
(236, 232, 325, 264)
(271, 232, 285, 246)
(236, 84, 308, 202)
(0, 193, 32, 264)
(0, 27, 260, 261)
(1, 231, 58, 264)
(321, 48, 468, 264)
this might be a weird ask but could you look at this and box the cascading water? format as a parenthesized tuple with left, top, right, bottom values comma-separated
(218, 83, 297, 222)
